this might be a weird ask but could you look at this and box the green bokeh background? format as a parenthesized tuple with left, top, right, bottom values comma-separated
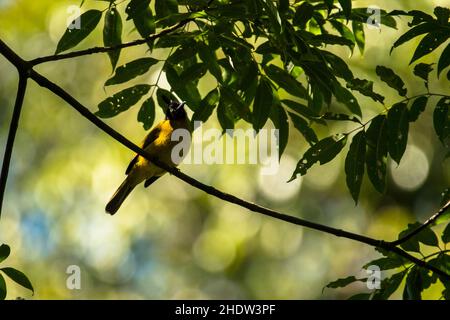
(0, 0, 449, 299)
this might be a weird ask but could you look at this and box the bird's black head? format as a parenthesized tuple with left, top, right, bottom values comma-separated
(165, 101, 187, 121)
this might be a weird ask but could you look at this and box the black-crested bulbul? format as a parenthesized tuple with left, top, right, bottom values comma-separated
(106, 100, 191, 215)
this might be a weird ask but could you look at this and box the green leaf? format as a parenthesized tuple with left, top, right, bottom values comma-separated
(345, 131, 366, 204)
(253, 77, 274, 132)
(332, 81, 362, 118)
(363, 257, 404, 271)
(156, 88, 178, 111)
(217, 97, 236, 132)
(387, 103, 409, 164)
(261, 0, 282, 35)
(270, 105, 289, 159)
(165, 64, 202, 107)
(125, 0, 155, 44)
(403, 267, 422, 300)
(372, 270, 407, 300)
(338, 0, 351, 19)
(322, 51, 354, 81)
(282, 100, 318, 119)
(105, 58, 159, 86)
(137, 97, 155, 130)
(326, 276, 361, 289)
(155, 0, 179, 26)
(312, 34, 355, 51)
(413, 63, 433, 83)
(1, 267, 34, 294)
(0, 244, 10, 264)
(95, 84, 151, 118)
(288, 112, 318, 146)
(56, 10, 103, 54)
(408, 96, 428, 122)
(103, 7, 122, 71)
(0, 274, 5, 300)
(434, 7, 450, 25)
(348, 293, 371, 300)
(293, 2, 314, 28)
(321, 112, 361, 123)
(410, 30, 449, 65)
(376, 66, 407, 97)
(193, 88, 220, 123)
(366, 115, 388, 193)
(179, 63, 207, 83)
(352, 20, 365, 55)
(265, 65, 308, 99)
(438, 43, 450, 78)
(434, 97, 450, 145)
(329, 20, 355, 52)
(289, 135, 347, 181)
(397, 222, 438, 251)
(346, 78, 384, 104)
(390, 23, 436, 53)
(442, 223, 450, 243)
(198, 42, 222, 83)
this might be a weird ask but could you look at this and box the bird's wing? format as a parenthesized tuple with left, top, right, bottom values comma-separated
(125, 125, 162, 175)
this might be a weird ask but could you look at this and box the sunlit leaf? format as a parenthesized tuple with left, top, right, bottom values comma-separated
(332, 81, 362, 118)
(346, 78, 384, 104)
(372, 270, 407, 300)
(376, 66, 407, 97)
(1, 267, 34, 294)
(289, 135, 347, 181)
(265, 65, 308, 99)
(103, 7, 122, 70)
(438, 43, 450, 78)
(96, 85, 151, 118)
(193, 88, 220, 122)
(403, 267, 422, 300)
(387, 103, 409, 164)
(0, 274, 5, 300)
(282, 100, 318, 119)
(365, 115, 388, 193)
(288, 112, 318, 146)
(137, 97, 155, 130)
(270, 104, 289, 159)
(105, 58, 159, 86)
(0, 244, 10, 264)
(126, 0, 155, 43)
(345, 131, 366, 204)
(253, 77, 274, 132)
(408, 96, 428, 122)
(55, 10, 103, 54)
(434, 97, 450, 145)
(325, 276, 362, 289)
(352, 20, 365, 54)
(363, 257, 404, 271)
(442, 223, 450, 244)
(410, 30, 449, 65)
(390, 23, 436, 53)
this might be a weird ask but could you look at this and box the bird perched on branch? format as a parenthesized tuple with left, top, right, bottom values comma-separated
(106, 99, 191, 215)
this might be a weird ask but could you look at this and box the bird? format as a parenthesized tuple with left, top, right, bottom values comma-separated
(105, 99, 191, 215)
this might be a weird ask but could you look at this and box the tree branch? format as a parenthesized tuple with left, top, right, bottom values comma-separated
(390, 200, 450, 246)
(1, 38, 449, 280)
(29, 19, 193, 66)
(0, 73, 27, 219)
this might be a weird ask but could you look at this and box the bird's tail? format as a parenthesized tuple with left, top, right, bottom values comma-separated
(105, 177, 136, 215)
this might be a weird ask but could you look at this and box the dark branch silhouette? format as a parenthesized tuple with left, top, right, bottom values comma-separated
(0, 38, 449, 280)
(29, 19, 192, 66)
(0, 72, 27, 220)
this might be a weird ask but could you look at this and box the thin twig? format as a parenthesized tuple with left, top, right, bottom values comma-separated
(29, 19, 193, 66)
(0, 74, 28, 219)
(390, 200, 450, 246)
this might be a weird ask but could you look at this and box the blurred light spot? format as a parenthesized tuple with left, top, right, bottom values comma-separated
(303, 154, 341, 190)
(258, 155, 302, 201)
(260, 221, 303, 259)
(193, 230, 236, 272)
(390, 144, 429, 191)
